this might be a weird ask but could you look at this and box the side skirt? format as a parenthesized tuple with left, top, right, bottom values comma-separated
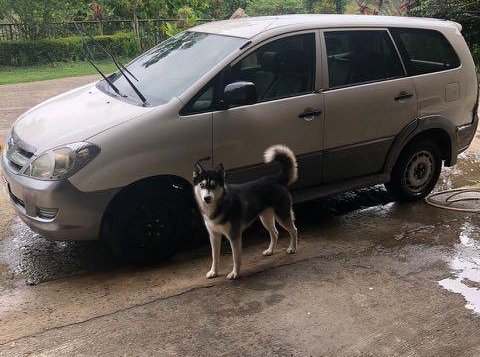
(292, 173, 389, 204)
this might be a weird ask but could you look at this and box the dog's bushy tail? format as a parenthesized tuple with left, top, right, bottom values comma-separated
(264, 145, 298, 186)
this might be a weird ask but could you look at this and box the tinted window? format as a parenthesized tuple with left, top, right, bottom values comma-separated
(390, 28, 460, 75)
(325, 30, 404, 88)
(230, 33, 316, 101)
(180, 75, 220, 115)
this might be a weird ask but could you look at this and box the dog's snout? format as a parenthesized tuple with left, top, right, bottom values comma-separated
(204, 196, 212, 204)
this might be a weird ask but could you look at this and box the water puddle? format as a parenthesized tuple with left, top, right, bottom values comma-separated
(438, 220, 480, 314)
(438, 152, 480, 191)
(0, 217, 116, 285)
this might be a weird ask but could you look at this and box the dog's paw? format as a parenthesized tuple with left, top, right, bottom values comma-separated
(286, 247, 296, 254)
(262, 249, 273, 256)
(226, 271, 239, 280)
(206, 270, 218, 279)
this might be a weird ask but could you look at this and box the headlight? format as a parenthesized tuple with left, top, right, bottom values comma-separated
(24, 142, 100, 180)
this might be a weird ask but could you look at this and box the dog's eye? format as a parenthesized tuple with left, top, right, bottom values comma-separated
(210, 184, 216, 190)
(200, 183, 206, 189)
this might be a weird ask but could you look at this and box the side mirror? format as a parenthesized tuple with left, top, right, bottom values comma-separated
(222, 81, 257, 108)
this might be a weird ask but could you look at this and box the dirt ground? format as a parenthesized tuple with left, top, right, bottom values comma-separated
(1, 77, 480, 356)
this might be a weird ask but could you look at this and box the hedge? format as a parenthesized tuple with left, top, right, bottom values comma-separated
(0, 32, 140, 66)
(472, 44, 480, 72)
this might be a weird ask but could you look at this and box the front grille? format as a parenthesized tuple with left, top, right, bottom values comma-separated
(8, 161, 23, 172)
(5, 134, 35, 173)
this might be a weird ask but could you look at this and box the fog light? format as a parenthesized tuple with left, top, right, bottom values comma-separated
(37, 207, 58, 220)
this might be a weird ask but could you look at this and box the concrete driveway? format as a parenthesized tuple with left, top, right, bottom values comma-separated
(0, 75, 99, 141)
(1, 76, 480, 356)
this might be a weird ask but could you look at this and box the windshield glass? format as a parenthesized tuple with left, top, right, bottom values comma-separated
(103, 31, 244, 105)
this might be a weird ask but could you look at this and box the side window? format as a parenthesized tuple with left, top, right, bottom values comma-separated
(324, 30, 404, 88)
(390, 28, 460, 75)
(180, 76, 219, 115)
(191, 85, 214, 112)
(230, 33, 316, 101)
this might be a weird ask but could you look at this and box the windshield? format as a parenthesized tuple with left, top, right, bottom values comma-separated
(102, 31, 244, 105)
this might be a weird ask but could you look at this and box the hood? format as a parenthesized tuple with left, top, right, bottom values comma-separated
(13, 82, 154, 153)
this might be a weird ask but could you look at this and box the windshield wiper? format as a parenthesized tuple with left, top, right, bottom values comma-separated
(77, 32, 124, 97)
(74, 22, 148, 106)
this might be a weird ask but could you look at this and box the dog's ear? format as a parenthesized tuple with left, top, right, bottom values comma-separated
(193, 162, 204, 180)
(215, 163, 225, 178)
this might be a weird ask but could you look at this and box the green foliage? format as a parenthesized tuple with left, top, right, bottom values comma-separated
(344, 0, 414, 15)
(306, 0, 346, 13)
(162, 22, 179, 37)
(472, 44, 480, 71)
(162, 6, 198, 37)
(0, 32, 140, 66)
(223, 0, 248, 17)
(0, 0, 7, 19)
(246, 0, 307, 16)
(100, 0, 209, 19)
(202, 0, 248, 19)
(245, 0, 353, 16)
(1, 0, 80, 39)
(410, 0, 480, 47)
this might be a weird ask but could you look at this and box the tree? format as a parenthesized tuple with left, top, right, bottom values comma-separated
(410, 0, 480, 46)
(306, 0, 346, 13)
(246, 0, 307, 16)
(0, 0, 7, 20)
(223, 0, 248, 17)
(349, 0, 416, 15)
(100, 0, 209, 19)
(2, 0, 80, 39)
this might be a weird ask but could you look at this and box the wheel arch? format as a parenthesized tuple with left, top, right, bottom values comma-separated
(385, 116, 458, 178)
(100, 174, 195, 238)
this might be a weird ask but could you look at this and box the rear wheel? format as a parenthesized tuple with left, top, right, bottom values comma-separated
(385, 138, 442, 202)
(103, 184, 193, 265)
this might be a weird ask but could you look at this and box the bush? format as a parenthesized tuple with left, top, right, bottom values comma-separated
(472, 44, 480, 72)
(0, 32, 140, 66)
(246, 0, 307, 16)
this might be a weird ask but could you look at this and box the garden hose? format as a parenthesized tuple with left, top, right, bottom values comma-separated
(425, 187, 480, 212)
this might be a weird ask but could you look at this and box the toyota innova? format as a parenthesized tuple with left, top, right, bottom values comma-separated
(2, 15, 478, 262)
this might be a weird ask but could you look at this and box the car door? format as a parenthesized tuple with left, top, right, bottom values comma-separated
(321, 28, 418, 183)
(212, 31, 324, 189)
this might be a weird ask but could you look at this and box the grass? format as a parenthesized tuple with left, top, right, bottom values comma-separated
(0, 59, 129, 85)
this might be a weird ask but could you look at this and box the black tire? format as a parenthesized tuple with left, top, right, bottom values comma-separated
(102, 183, 193, 266)
(385, 138, 442, 202)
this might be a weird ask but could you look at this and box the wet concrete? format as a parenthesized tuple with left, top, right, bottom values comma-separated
(0, 77, 480, 355)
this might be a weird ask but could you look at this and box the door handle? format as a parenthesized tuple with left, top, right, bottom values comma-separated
(299, 108, 322, 121)
(394, 91, 413, 101)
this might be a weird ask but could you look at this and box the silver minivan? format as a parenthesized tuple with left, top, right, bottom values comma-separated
(2, 15, 478, 263)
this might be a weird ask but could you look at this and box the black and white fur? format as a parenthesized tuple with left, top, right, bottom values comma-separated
(193, 145, 299, 280)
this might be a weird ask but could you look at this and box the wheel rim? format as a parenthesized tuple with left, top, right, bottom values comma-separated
(404, 150, 435, 193)
(129, 202, 177, 251)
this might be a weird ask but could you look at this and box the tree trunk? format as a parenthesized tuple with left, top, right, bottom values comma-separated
(133, 10, 141, 50)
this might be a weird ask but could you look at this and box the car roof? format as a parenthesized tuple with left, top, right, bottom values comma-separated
(191, 14, 461, 39)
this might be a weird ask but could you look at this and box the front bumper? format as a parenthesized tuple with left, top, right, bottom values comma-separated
(457, 111, 479, 153)
(1, 153, 118, 241)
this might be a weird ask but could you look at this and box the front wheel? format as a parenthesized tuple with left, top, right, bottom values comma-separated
(385, 138, 442, 202)
(103, 185, 193, 265)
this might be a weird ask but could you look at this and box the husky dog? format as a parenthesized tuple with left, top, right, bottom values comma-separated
(193, 145, 299, 280)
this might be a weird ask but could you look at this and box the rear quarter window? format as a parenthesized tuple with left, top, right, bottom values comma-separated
(390, 28, 461, 75)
